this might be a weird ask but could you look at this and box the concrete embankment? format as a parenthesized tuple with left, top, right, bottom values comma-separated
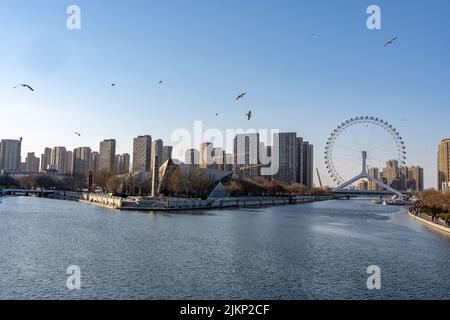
(49, 191, 123, 209)
(47, 191, 335, 211)
(109, 194, 333, 211)
(408, 211, 450, 234)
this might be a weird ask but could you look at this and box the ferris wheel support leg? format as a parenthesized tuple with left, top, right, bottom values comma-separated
(366, 175, 403, 199)
(333, 174, 365, 191)
(332, 150, 403, 199)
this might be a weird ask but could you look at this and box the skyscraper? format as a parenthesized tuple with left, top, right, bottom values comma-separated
(66, 151, 73, 175)
(25, 152, 40, 173)
(90, 151, 100, 175)
(296, 137, 304, 184)
(200, 142, 214, 169)
(115, 153, 130, 175)
(132, 135, 152, 173)
(382, 160, 399, 186)
(212, 147, 225, 171)
(51, 147, 67, 174)
(260, 144, 273, 179)
(99, 139, 116, 172)
(73, 147, 92, 177)
(162, 146, 173, 164)
(438, 138, 450, 190)
(224, 153, 234, 172)
(41, 147, 52, 171)
(368, 167, 380, 191)
(274, 132, 298, 184)
(408, 166, 424, 192)
(185, 148, 200, 166)
(234, 133, 260, 177)
(0, 138, 22, 172)
(302, 141, 314, 189)
(151, 139, 163, 196)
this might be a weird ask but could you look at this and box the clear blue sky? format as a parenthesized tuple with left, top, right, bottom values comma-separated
(1, 0, 450, 188)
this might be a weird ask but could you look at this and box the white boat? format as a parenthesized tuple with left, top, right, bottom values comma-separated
(383, 199, 408, 206)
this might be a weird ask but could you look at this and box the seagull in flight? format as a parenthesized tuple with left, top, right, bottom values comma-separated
(245, 110, 252, 120)
(74, 132, 81, 137)
(384, 37, 398, 47)
(14, 84, 34, 91)
(236, 92, 247, 101)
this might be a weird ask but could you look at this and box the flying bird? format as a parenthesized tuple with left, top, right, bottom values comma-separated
(245, 110, 252, 120)
(236, 92, 247, 101)
(216, 113, 219, 116)
(14, 84, 34, 91)
(74, 132, 81, 137)
(158, 80, 163, 84)
(111, 83, 116, 87)
(384, 37, 398, 47)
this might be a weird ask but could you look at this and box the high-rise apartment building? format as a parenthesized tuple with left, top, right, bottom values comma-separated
(66, 151, 73, 175)
(273, 132, 298, 184)
(151, 139, 163, 196)
(301, 141, 314, 189)
(408, 166, 424, 192)
(25, 152, 40, 173)
(99, 139, 116, 172)
(41, 147, 52, 171)
(90, 151, 100, 175)
(296, 137, 304, 185)
(224, 153, 234, 171)
(51, 147, 67, 174)
(212, 147, 225, 171)
(200, 142, 214, 169)
(0, 138, 22, 172)
(382, 160, 399, 186)
(379, 161, 424, 192)
(438, 138, 450, 190)
(132, 135, 152, 173)
(234, 133, 260, 177)
(368, 167, 380, 191)
(73, 147, 92, 177)
(115, 153, 130, 175)
(162, 146, 173, 165)
(185, 148, 200, 166)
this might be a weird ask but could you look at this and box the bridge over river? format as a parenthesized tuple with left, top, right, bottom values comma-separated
(0, 189, 56, 197)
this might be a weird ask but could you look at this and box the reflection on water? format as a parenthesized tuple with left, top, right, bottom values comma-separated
(0, 197, 449, 299)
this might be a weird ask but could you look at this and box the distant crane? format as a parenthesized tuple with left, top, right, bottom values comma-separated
(316, 168, 323, 189)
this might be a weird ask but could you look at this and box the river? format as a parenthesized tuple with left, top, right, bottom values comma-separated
(0, 196, 449, 299)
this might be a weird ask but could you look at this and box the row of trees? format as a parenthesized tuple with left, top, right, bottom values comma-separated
(1, 170, 329, 199)
(0, 171, 153, 195)
(419, 190, 450, 222)
(224, 176, 330, 197)
(159, 166, 218, 198)
(0, 174, 86, 191)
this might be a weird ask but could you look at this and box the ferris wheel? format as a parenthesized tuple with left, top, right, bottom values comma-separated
(325, 116, 406, 186)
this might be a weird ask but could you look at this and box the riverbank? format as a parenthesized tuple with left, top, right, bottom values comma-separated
(408, 210, 450, 234)
(48, 191, 336, 211)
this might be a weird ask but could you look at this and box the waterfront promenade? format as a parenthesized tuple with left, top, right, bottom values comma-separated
(408, 210, 450, 234)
